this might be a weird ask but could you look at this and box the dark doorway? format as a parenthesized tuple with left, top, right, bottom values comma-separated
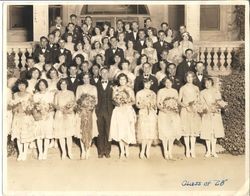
(168, 5, 185, 31)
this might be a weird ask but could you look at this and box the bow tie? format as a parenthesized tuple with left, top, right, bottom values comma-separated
(102, 81, 108, 84)
(70, 76, 76, 78)
(198, 73, 203, 76)
(94, 76, 99, 79)
(144, 74, 150, 78)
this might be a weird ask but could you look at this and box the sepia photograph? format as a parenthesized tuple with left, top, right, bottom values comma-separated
(2, 1, 249, 195)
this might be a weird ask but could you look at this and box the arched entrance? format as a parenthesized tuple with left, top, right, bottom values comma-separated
(80, 5, 150, 28)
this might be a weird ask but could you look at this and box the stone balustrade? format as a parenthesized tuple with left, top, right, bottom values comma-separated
(194, 41, 245, 76)
(7, 41, 244, 76)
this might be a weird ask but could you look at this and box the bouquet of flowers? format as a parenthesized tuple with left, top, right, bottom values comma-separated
(188, 100, 207, 114)
(209, 99, 228, 113)
(75, 94, 96, 114)
(162, 97, 179, 113)
(12, 100, 34, 115)
(113, 87, 133, 106)
(32, 102, 53, 121)
(62, 101, 75, 114)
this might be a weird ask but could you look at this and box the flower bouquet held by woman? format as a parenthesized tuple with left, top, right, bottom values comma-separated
(112, 86, 133, 107)
(162, 97, 179, 113)
(32, 102, 55, 121)
(61, 101, 75, 115)
(75, 93, 97, 150)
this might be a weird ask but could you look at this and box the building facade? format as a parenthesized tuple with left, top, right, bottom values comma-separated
(6, 4, 244, 77)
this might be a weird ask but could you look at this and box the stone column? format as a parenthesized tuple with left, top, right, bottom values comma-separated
(33, 5, 49, 41)
(185, 5, 200, 41)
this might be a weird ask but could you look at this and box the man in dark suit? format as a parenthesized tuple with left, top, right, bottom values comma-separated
(69, 14, 83, 34)
(176, 49, 196, 85)
(54, 39, 72, 67)
(152, 50, 171, 74)
(47, 33, 58, 63)
(66, 65, 81, 94)
(104, 37, 124, 67)
(127, 21, 139, 44)
(49, 16, 66, 35)
(133, 29, 147, 54)
(20, 57, 35, 79)
(96, 67, 114, 158)
(134, 62, 158, 94)
(193, 61, 208, 91)
(33, 36, 53, 63)
(85, 16, 94, 36)
(62, 23, 81, 44)
(114, 19, 124, 37)
(90, 64, 101, 86)
(165, 63, 182, 91)
(153, 30, 172, 60)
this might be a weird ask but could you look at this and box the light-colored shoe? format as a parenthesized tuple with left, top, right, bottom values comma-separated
(145, 151, 150, 159)
(125, 151, 129, 158)
(186, 151, 190, 158)
(212, 153, 219, 158)
(85, 150, 90, 160)
(17, 154, 23, 161)
(61, 153, 66, 160)
(205, 152, 211, 158)
(38, 154, 43, 160)
(42, 153, 47, 160)
(119, 153, 125, 159)
(139, 152, 145, 159)
(68, 153, 73, 160)
(191, 151, 196, 158)
(164, 152, 169, 160)
(22, 153, 27, 161)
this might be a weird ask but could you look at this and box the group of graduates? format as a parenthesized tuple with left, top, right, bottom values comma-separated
(7, 14, 226, 161)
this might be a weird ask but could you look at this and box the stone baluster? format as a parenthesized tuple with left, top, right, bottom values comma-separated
(21, 48, 27, 68)
(206, 47, 212, 74)
(220, 47, 226, 75)
(13, 48, 20, 68)
(200, 47, 205, 62)
(7, 48, 13, 56)
(226, 47, 233, 75)
(213, 48, 219, 73)
(27, 48, 33, 57)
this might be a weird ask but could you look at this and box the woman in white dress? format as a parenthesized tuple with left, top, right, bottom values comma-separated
(72, 54, 85, 73)
(167, 40, 183, 65)
(58, 63, 68, 79)
(200, 78, 227, 158)
(89, 41, 105, 62)
(75, 73, 98, 159)
(82, 36, 91, 57)
(102, 36, 110, 51)
(53, 29, 61, 44)
(53, 54, 66, 70)
(157, 77, 181, 160)
(47, 68, 60, 95)
(117, 32, 127, 51)
(124, 40, 136, 70)
(33, 79, 55, 160)
(136, 78, 158, 159)
(108, 27, 115, 40)
(54, 78, 76, 160)
(141, 38, 158, 65)
(41, 63, 52, 79)
(179, 32, 194, 56)
(109, 73, 136, 158)
(108, 54, 122, 81)
(11, 79, 35, 161)
(178, 71, 201, 158)
(91, 26, 103, 44)
(101, 22, 110, 37)
(72, 41, 89, 61)
(26, 67, 41, 94)
(164, 28, 174, 44)
(155, 60, 167, 84)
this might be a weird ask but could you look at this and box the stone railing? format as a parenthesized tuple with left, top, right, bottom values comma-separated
(7, 41, 245, 76)
(194, 41, 245, 76)
(7, 42, 36, 68)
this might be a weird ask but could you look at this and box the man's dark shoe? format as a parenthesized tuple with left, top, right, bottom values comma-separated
(105, 154, 111, 158)
(98, 154, 104, 158)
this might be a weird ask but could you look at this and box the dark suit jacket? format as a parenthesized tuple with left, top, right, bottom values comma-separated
(153, 41, 172, 60)
(176, 59, 196, 85)
(193, 73, 208, 91)
(134, 74, 158, 95)
(127, 31, 139, 44)
(33, 46, 53, 64)
(134, 39, 147, 54)
(54, 48, 72, 67)
(66, 76, 81, 95)
(20, 68, 32, 79)
(95, 81, 114, 116)
(104, 47, 124, 67)
(90, 76, 101, 86)
(62, 32, 81, 43)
